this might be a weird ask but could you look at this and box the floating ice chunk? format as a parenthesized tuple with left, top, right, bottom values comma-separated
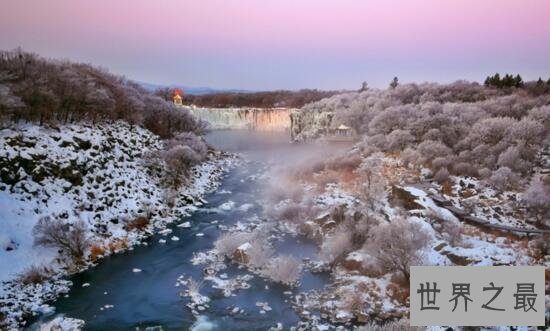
(158, 228, 172, 236)
(177, 221, 191, 228)
(171, 236, 180, 241)
(159, 239, 167, 244)
(238, 203, 254, 212)
(218, 201, 235, 211)
(196, 233, 205, 237)
(82, 283, 90, 287)
(132, 268, 142, 273)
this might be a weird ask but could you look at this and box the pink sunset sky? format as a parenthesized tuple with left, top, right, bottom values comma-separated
(1, 0, 549, 90)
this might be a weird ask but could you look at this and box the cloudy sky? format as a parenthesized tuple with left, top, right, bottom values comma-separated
(1, 0, 549, 90)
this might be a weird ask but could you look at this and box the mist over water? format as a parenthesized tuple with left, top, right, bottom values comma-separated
(30, 130, 335, 331)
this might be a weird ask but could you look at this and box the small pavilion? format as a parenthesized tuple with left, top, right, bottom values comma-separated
(335, 124, 353, 137)
(173, 89, 183, 106)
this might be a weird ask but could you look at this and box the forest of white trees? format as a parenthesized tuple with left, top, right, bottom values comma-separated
(295, 81, 550, 225)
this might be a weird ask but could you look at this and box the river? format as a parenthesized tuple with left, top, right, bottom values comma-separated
(32, 130, 332, 331)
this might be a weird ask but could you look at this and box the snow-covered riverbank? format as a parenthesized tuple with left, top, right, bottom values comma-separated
(0, 122, 234, 329)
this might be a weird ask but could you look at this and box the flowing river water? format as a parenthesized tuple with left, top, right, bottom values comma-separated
(32, 130, 334, 330)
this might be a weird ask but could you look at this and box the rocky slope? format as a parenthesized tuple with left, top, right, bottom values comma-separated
(0, 121, 232, 328)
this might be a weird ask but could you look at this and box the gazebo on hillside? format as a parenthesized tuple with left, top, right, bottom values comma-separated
(335, 124, 353, 137)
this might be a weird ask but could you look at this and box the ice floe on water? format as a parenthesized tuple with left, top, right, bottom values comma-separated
(190, 315, 217, 331)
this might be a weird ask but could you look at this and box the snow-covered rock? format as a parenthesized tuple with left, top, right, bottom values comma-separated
(38, 316, 85, 331)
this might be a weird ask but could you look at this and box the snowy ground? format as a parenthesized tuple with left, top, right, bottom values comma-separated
(265, 155, 549, 328)
(0, 122, 233, 329)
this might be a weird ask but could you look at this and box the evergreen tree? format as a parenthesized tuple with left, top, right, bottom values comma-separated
(514, 74, 524, 88)
(390, 77, 399, 89)
(485, 73, 501, 88)
(493, 73, 501, 87)
(502, 74, 514, 87)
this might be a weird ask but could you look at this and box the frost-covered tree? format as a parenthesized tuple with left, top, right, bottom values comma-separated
(523, 176, 550, 226)
(319, 227, 353, 263)
(386, 129, 415, 151)
(358, 153, 387, 212)
(365, 218, 431, 281)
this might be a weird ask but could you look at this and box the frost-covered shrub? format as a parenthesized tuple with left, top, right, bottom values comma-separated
(319, 227, 353, 263)
(246, 242, 274, 268)
(162, 145, 202, 187)
(427, 210, 463, 246)
(400, 147, 420, 167)
(523, 176, 550, 226)
(166, 132, 208, 159)
(527, 105, 550, 131)
(452, 162, 478, 177)
(214, 232, 250, 257)
(161, 132, 208, 187)
(433, 167, 450, 184)
(262, 255, 302, 286)
(33, 217, 90, 265)
(478, 167, 492, 179)
(466, 117, 516, 146)
(497, 146, 531, 174)
(509, 118, 546, 146)
(422, 128, 444, 142)
(417, 140, 452, 163)
(16, 265, 52, 285)
(528, 235, 549, 260)
(431, 157, 451, 171)
(365, 218, 431, 280)
(386, 129, 415, 151)
(489, 167, 520, 191)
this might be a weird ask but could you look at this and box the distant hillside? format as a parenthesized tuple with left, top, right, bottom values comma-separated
(139, 81, 252, 96)
(154, 87, 343, 109)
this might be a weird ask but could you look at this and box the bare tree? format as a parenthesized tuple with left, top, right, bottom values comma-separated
(33, 216, 90, 265)
(358, 153, 387, 212)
